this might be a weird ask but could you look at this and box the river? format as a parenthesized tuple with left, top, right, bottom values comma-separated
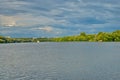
(0, 42, 120, 80)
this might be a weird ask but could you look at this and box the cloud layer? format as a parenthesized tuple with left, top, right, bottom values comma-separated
(0, 0, 120, 37)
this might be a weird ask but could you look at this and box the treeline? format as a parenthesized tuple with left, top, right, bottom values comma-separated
(0, 37, 53, 43)
(53, 30, 120, 42)
(0, 30, 120, 43)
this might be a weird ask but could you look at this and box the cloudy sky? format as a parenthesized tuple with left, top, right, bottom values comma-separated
(0, 0, 120, 37)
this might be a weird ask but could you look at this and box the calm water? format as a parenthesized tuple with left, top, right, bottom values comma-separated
(0, 42, 120, 80)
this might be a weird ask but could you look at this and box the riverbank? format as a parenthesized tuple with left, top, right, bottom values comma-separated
(0, 30, 120, 43)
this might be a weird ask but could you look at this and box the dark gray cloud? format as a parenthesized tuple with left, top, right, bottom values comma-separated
(0, 0, 120, 37)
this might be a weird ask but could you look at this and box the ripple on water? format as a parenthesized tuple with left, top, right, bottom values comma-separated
(0, 43, 120, 80)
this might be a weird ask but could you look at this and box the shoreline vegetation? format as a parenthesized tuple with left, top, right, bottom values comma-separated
(0, 30, 120, 43)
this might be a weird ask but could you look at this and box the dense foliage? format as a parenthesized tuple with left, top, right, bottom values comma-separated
(0, 30, 120, 43)
(52, 30, 120, 42)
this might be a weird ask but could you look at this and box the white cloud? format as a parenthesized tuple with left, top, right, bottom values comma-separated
(31, 26, 64, 35)
(0, 15, 17, 27)
(36, 26, 53, 32)
(0, 14, 58, 27)
(32, 26, 53, 32)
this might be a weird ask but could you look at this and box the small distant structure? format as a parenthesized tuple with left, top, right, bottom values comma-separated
(37, 40, 40, 43)
(98, 40, 103, 42)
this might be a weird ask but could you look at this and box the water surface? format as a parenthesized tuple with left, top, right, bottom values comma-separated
(0, 42, 120, 80)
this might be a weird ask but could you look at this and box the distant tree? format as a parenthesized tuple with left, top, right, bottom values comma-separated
(80, 32, 86, 36)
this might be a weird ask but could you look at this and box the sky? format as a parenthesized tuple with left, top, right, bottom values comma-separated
(0, 0, 120, 37)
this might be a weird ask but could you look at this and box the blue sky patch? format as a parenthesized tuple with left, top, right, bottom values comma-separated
(0, 0, 120, 37)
